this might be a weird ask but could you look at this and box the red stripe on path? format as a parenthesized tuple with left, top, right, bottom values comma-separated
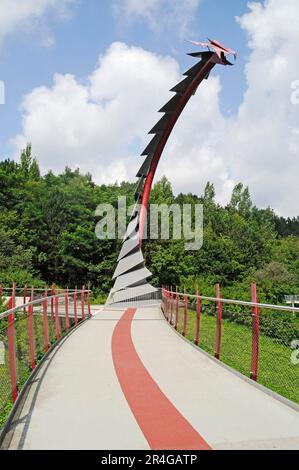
(112, 308, 211, 450)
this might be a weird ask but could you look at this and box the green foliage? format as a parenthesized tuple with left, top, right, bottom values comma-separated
(220, 308, 299, 346)
(1, 145, 299, 306)
(150, 176, 174, 205)
(229, 183, 252, 217)
(0, 228, 45, 288)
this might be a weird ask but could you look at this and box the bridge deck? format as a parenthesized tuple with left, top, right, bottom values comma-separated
(4, 307, 299, 450)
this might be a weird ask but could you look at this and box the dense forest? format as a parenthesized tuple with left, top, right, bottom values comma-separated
(1, 144, 299, 303)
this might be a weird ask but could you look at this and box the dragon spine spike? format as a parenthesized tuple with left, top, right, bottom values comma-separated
(107, 41, 236, 306)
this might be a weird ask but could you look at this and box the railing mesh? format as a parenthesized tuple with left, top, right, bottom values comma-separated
(258, 309, 299, 404)
(220, 307, 252, 378)
(14, 313, 31, 389)
(0, 322, 11, 425)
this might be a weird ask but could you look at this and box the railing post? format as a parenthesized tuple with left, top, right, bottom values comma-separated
(28, 288, 36, 371)
(169, 289, 172, 323)
(175, 288, 179, 331)
(195, 287, 201, 346)
(65, 288, 70, 332)
(183, 290, 188, 337)
(43, 290, 50, 352)
(169, 288, 172, 322)
(23, 284, 28, 313)
(163, 288, 167, 319)
(55, 294, 61, 341)
(31, 285, 35, 316)
(87, 288, 91, 318)
(81, 286, 85, 320)
(51, 285, 55, 320)
(165, 288, 168, 319)
(171, 288, 175, 326)
(11, 282, 16, 309)
(215, 283, 222, 360)
(73, 291, 78, 324)
(165, 289, 168, 320)
(7, 297, 18, 402)
(250, 283, 260, 381)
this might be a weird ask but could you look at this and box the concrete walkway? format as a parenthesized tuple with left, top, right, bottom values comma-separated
(4, 306, 299, 450)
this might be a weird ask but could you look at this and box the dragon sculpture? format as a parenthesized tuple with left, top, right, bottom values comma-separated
(107, 39, 236, 306)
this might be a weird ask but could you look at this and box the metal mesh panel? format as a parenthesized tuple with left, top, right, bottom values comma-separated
(0, 321, 11, 424)
(33, 313, 45, 361)
(107, 287, 161, 309)
(197, 302, 217, 356)
(48, 312, 57, 345)
(258, 309, 299, 404)
(220, 306, 252, 377)
(174, 300, 217, 356)
(59, 315, 66, 336)
(68, 298, 75, 328)
(14, 313, 31, 388)
(163, 289, 299, 405)
(177, 303, 186, 335)
(57, 298, 66, 335)
(0, 289, 91, 427)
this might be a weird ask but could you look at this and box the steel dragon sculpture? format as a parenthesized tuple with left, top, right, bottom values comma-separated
(107, 39, 236, 306)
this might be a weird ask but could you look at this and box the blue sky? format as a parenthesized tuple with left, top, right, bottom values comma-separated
(0, 0, 299, 216)
(0, 0, 253, 156)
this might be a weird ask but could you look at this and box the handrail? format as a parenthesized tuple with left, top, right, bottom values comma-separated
(0, 284, 92, 427)
(0, 290, 91, 321)
(166, 290, 299, 314)
(162, 284, 299, 405)
(0, 288, 81, 292)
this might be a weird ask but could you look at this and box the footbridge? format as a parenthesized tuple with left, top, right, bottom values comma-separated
(1, 39, 298, 451)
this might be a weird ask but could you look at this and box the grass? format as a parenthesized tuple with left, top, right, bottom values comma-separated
(0, 311, 72, 428)
(175, 307, 299, 404)
(90, 294, 107, 305)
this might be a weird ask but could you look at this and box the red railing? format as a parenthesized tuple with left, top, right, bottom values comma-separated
(0, 284, 91, 423)
(161, 285, 299, 404)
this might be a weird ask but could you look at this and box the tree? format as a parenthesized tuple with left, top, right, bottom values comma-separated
(229, 183, 252, 216)
(1, 146, 299, 300)
(20, 144, 40, 180)
(38, 190, 67, 282)
(0, 228, 45, 287)
(203, 182, 215, 203)
(151, 176, 174, 205)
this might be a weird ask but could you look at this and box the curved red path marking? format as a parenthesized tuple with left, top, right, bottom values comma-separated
(112, 308, 211, 450)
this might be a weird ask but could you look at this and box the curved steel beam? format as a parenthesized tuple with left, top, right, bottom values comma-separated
(139, 42, 236, 244)
(139, 54, 214, 245)
(107, 41, 236, 306)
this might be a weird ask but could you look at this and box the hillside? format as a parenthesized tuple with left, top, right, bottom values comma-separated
(1, 145, 299, 304)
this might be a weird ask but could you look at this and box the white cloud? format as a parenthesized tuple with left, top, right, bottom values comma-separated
(228, 0, 299, 216)
(155, 75, 234, 206)
(10, 0, 299, 217)
(162, 0, 299, 216)
(11, 40, 232, 203)
(112, 0, 200, 37)
(0, 0, 75, 45)
(12, 42, 180, 182)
